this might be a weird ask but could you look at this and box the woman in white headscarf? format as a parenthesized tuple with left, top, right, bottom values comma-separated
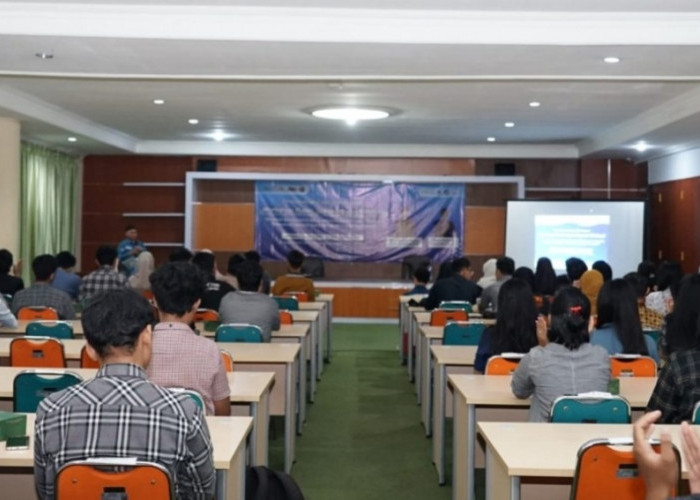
(128, 251, 155, 291)
(477, 258, 498, 289)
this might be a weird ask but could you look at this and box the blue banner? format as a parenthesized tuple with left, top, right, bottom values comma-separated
(255, 181, 464, 262)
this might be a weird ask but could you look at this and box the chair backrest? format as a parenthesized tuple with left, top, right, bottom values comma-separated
(279, 310, 294, 325)
(10, 336, 66, 368)
(13, 369, 82, 412)
(442, 321, 484, 345)
(17, 306, 59, 320)
(56, 459, 174, 500)
(215, 324, 264, 343)
(570, 438, 679, 500)
(194, 308, 220, 322)
(609, 355, 657, 377)
(484, 353, 525, 375)
(550, 394, 631, 423)
(80, 345, 100, 369)
(220, 349, 234, 372)
(168, 387, 205, 410)
(430, 308, 468, 326)
(25, 321, 74, 339)
(282, 291, 309, 302)
(438, 301, 473, 313)
(273, 296, 299, 311)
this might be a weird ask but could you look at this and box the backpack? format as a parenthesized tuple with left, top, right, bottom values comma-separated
(245, 466, 306, 500)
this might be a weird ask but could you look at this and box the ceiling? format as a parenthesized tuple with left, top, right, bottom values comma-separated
(2, 1, 700, 161)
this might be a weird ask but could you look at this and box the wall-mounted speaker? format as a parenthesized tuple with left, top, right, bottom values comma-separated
(494, 162, 516, 176)
(196, 159, 218, 172)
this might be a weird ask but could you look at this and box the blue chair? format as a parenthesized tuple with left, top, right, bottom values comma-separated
(442, 321, 484, 345)
(439, 301, 473, 313)
(273, 296, 299, 311)
(692, 401, 700, 424)
(215, 323, 263, 343)
(13, 369, 82, 412)
(550, 394, 631, 424)
(26, 321, 74, 339)
(644, 330, 661, 344)
(168, 387, 205, 410)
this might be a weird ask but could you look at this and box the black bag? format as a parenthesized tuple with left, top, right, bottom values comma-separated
(245, 466, 305, 500)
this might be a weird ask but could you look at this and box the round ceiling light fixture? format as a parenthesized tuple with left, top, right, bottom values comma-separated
(633, 140, 649, 152)
(604, 56, 621, 64)
(310, 107, 391, 126)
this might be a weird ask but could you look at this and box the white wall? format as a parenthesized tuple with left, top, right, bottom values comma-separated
(648, 147, 700, 184)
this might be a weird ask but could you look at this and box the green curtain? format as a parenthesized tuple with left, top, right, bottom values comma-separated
(19, 142, 79, 284)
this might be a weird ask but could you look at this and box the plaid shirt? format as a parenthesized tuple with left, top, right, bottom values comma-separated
(10, 283, 75, 319)
(647, 348, 700, 423)
(34, 363, 215, 499)
(638, 304, 665, 330)
(79, 265, 128, 302)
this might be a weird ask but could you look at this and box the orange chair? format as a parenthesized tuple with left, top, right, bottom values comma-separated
(220, 349, 234, 372)
(195, 308, 220, 322)
(80, 345, 100, 369)
(430, 308, 467, 327)
(142, 290, 155, 301)
(56, 459, 174, 500)
(10, 336, 66, 368)
(279, 310, 294, 325)
(610, 355, 657, 377)
(283, 291, 309, 302)
(17, 306, 59, 320)
(571, 437, 679, 499)
(485, 353, 524, 375)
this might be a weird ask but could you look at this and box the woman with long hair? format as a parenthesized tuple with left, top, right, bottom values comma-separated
(663, 273, 700, 355)
(533, 257, 556, 296)
(511, 286, 610, 422)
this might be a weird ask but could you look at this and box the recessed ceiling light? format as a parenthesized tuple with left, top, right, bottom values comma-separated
(604, 56, 621, 64)
(188, 118, 199, 125)
(529, 101, 541, 108)
(504, 122, 515, 128)
(35, 52, 53, 59)
(311, 107, 391, 126)
(633, 141, 649, 152)
(67, 137, 77, 142)
(487, 137, 496, 142)
(153, 99, 165, 105)
(210, 130, 230, 142)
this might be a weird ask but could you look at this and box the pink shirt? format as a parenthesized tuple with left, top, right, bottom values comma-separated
(147, 322, 230, 415)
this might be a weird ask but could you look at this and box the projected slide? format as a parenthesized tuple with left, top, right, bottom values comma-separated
(535, 215, 610, 270)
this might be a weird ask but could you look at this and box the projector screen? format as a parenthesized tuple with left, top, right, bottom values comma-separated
(505, 200, 646, 277)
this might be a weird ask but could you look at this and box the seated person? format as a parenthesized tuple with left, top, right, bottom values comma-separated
(147, 262, 230, 416)
(419, 257, 481, 310)
(590, 278, 660, 365)
(51, 251, 82, 300)
(0, 248, 24, 297)
(565, 257, 588, 287)
(11, 254, 75, 319)
(403, 266, 430, 296)
(479, 256, 515, 314)
(34, 288, 215, 499)
(169, 246, 193, 262)
(272, 249, 315, 299)
(192, 251, 234, 310)
(0, 295, 17, 327)
(79, 245, 128, 303)
(127, 251, 155, 292)
(117, 225, 146, 277)
(624, 271, 665, 330)
(474, 278, 541, 373)
(511, 286, 610, 422)
(245, 250, 271, 295)
(219, 260, 280, 342)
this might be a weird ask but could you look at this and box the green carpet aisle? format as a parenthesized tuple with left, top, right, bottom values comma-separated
(269, 323, 453, 500)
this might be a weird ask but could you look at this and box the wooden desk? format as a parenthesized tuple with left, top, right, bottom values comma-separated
(398, 295, 426, 370)
(289, 310, 321, 399)
(314, 293, 334, 362)
(479, 422, 689, 500)
(449, 374, 656, 500)
(299, 301, 328, 378)
(0, 413, 252, 500)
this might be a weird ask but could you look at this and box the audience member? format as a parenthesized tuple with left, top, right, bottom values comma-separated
(473, 278, 541, 373)
(224, 253, 245, 290)
(79, 245, 128, 303)
(513, 266, 535, 291)
(169, 246, 193, 262)
(272, 249, 316, 299)
(420, 257, 481, 310)
(579, 269, 604, 316)
(624, 272, 665, 330)
(533, 257, 557, 296)
(404, 266, 430, 296)
(554, 274, 572, 293)
(51, 251, 81, 300)
(565, 257, 588, 286)
(34, 288, 215, 499)
(646, 261, 682, 316)
(245, 250, 271, 295)
(591, 278, 660, 364)
(117, 225, 146, 277)
(476, 258, 497, 289)
(192, 252, 234, 310)
(11, 255, 75, 319)
(127, 250, 154, 292)
(479, 256, 515, 313)
(664, 274, 700, 356)
(0, 295, 17, 327)
(592, 260, 613, 282)
(219, 260, 280, 342)
(148, 262, 231, 416)
(0, 248, 24, 296)
(511, 286, 610, 422)
(637, 260, 657, 290)
(434, 259, 455, 281)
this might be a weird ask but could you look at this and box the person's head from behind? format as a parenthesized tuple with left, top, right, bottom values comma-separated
(236, 260, 263, 292)
(436, 259, 455, 281)
(513, 266, 535, 291)
(96, 245, 118, 267)
(565, 257, 588, 283)
(124, 225, 138, 241)
(637, 260, 656, 289)
(496, 256, 515, 279)
(413, 266, 430, 286)
(33, 254, 58, 282)
(169, 247, 193, 262)
(534, 257, 557, 295)
(656, 261, 683, 293)
(82, 289, 155, 366)
(227, 253, 246, 276)
(286, 250, 305, 271)
(554, 274, 572, 293)
(579, 269, 604, 316)
(493, 278, 538, 354)
(666, 274, 700, 353)
(592, 260, 613, 282)
(245, 250, 261, 263)
(192, 251, 216, 277)
(548, 286, 590, 350)
(55, 251, 76, 270)
(451, 257, 473, 280)
(596, 278, 646, 354)
(149, 262, 205, 318)
(0, 249, 13, 275)
(623, 272, 649, 304)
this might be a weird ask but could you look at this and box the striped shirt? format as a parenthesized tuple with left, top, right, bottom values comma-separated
(11, 282, 75, 319)
(79, 266, 128, 302)
(34, 363, 215, 499)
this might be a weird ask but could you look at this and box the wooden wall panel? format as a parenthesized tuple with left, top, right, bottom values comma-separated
(465, 207, 506, 255)
(193, 203, 254, 251)
(83, 156, 192, 182)
(82, 185, 185, 213)
(316, 286, 410, 318)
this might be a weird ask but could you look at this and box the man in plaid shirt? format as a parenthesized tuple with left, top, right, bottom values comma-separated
(34, 289, 216, 499)
(10, 254, 75, 319)
(78, 245, 128, 303)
